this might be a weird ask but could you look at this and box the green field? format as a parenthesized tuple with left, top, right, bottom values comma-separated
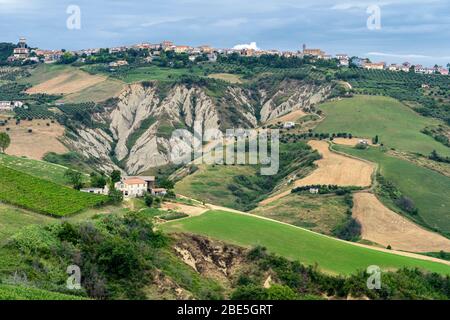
(116, 65, 202, 83)
(175, 164, 258, 210)
(162, 210, 450, 275)
(175, 142, 319, 211)
(62, 78, 124, 103)
(250, 193, 350, 235)
(0, 165, 108, 217)
(0, 153, 72, 185)
(0, 284, 86, 300)
(18, 64, 73, 86)
(0, 204, 55, 244)
(315, 96, 450, 156)
(333, 145, 450, 234)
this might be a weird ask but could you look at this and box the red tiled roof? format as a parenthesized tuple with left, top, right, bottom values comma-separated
(124, 178, 146, 185)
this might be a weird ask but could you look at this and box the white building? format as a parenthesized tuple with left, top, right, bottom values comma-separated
(80, 187, 107, 195)
(115, 177, 148, 198)
(283, 122, 296, 129)
(0, 101, 23, 111)
(151, 188, 168, 197)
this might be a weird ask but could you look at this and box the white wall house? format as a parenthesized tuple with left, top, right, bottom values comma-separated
(283, 122, 296, 129)
(115, 177, 148, 198)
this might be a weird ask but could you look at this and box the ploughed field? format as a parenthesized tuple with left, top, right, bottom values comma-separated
(334, 145, 450, 235)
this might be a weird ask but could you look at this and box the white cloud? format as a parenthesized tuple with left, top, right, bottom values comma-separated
(233, 42, 259, 50)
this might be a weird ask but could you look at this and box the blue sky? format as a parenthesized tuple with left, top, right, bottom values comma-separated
(1, 0, 449, 66)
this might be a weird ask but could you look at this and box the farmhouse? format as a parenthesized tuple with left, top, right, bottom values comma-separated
(115, 177, 148, 198)
(283, 122, 296, 129)
(309, 188, 319, 194)
(0, 101, 23, 111)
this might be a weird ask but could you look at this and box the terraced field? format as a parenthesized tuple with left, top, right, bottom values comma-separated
(162, 210, 450, 275)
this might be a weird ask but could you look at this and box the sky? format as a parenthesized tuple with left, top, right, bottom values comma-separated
(1, 0, 449, 66)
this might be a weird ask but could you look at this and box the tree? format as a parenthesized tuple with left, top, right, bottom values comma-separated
(64, 169, 83, 190)
(90, 172, 107, 188)
(144, 193, 154, 207)
(108, 188, 123, 204)
(157, 178, 175, 190)
(0, 132, 10, 153)
(110, 170, 121, 183)
(372, 135, 379, 145)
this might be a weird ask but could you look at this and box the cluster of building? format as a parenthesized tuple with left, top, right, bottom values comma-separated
(81, 175, 167, 199)
(7, 37, 450, 76)
(0, 101, 24, 112)
(350, 57, 449, 75)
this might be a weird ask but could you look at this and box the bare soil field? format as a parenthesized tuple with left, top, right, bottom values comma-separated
(267, 109, 306, 124)
(162, 202, 208, 217)
(207, 73, 243, 84)
(26, 70, 106, 95)
(260, 140, 375, 205)
(353, 193, 450, 252)
(1, 120, 67, 159)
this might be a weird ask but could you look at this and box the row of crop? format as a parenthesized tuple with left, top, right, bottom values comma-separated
(0, 165, 108, 216)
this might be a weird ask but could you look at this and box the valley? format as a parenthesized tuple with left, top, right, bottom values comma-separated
(1, 51, 450, 301)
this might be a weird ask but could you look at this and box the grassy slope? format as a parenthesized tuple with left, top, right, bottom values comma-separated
(0, 204, 55, 244)
(175, 142, 319, 211)
(0, 153, 70, 185)
(162, 210, 450, 275)
(250, 193, 349, 235)
(175, 164, 258, 210)
(119, 65, 202, 83)
(315, 95, 450, 156)
(0, 284, 86, 300)
(0, 165, 107, 217)
(18, 64, 73, 86)
(62, 78, 124, 103)
(333, 145, 450, 234)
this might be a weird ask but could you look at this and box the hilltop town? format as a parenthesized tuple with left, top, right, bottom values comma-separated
(4, 37, 450, 76)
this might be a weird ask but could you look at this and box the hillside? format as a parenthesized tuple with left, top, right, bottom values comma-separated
(0, 285, 86, 300)
(175, 141, 320, 211)
(162, 210, 450, 275)
(0, 153, 71, 185)
(333, 145, 450, 235)
(315, 95, 450, 156)
(0, 165, 107, 216)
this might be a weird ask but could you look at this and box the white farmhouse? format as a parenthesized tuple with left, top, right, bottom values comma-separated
(283, 122, 296, 129)
(115, 177, 148, 198)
